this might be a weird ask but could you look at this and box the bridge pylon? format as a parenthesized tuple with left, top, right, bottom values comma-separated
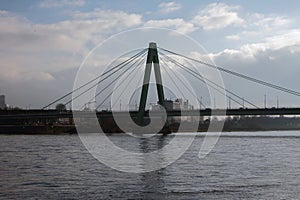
(137, 42, 166, 125)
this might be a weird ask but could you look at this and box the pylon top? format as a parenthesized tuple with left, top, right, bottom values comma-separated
(149, 42, 157, 49)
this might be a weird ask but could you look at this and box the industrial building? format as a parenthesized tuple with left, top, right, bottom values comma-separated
(151, 98, 194, 111)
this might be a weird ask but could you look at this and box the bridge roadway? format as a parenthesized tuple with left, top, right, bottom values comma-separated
(1, 107, 300, 120)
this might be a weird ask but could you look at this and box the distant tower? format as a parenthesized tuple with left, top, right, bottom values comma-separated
(0, 95, 5, 109)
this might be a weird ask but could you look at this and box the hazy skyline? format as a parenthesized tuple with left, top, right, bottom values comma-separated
(1, 0, 300, 108)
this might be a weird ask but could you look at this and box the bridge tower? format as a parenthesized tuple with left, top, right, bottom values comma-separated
(137, 42, 166, 125)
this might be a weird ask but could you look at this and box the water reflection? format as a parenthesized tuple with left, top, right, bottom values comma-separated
(137, 135, 167, 171)
(138, 135, 167, 198)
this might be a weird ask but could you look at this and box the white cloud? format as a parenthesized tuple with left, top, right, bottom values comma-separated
(192, 3, 244, 30)
(250, 13, 291, 30)
(189, 51, 215, 64)
(213, 30, 300, 61)
(71, 9, 142, 27)
(1, 2, 300, 107)
(225, 34, 240, 40)
(0, 8, 143, 107)
(158, 2, 181, 14)
(226, 13, 292, 41)
(144, 18, 197, 34)
(264, 30, 300, 51)
(0, 9, 142, 81)
(39, 0, 85, 8)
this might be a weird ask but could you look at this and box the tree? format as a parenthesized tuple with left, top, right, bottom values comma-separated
(55, 103, 66, 111)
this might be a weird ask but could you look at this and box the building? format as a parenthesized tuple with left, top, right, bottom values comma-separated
(151, 98, 194, 111)
(164, 99, 174, 111)
(152, 99, 174, 111)
(151, 98, 197, 122)
(0, 95, 5, 109)
(173, 98, 194, 110)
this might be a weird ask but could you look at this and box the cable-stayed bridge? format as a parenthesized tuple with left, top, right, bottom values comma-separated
(2, 42, 300, 125)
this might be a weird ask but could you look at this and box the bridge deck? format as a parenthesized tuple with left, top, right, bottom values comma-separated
(1, 108, 300, 119)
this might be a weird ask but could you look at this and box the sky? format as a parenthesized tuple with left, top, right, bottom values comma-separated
(1, 0, 300, 109)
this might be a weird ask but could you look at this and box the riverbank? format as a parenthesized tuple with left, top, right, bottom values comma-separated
(1, 122, 300, 134)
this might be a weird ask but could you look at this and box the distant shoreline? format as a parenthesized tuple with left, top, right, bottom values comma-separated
(2, 109, 300, 134)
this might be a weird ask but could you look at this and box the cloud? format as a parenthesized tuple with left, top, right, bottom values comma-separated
(225, 34, 240, 40)
(224, 13, 292, 41)
(263, 30, 300, 53)
(39, 0, 85, 8)
(0, 8, 143, 107)
(0, 9, 142, 82)
(144, 18, 197, 34)
(187, 28, 300, 107)
(158, 2, 181, 14)
(249, 13, 291, 30)
(1, 2, 299, 108)
(71, 9, 142, 27)
(192, 3, 244, 30)
(22, 71, 55, 81)
(212, 30, 300, 62)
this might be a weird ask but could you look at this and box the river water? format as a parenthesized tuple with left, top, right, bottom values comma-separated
(0, 131, 300, 199)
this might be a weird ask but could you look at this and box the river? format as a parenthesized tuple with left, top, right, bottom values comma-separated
(1, 131, 300, 199)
